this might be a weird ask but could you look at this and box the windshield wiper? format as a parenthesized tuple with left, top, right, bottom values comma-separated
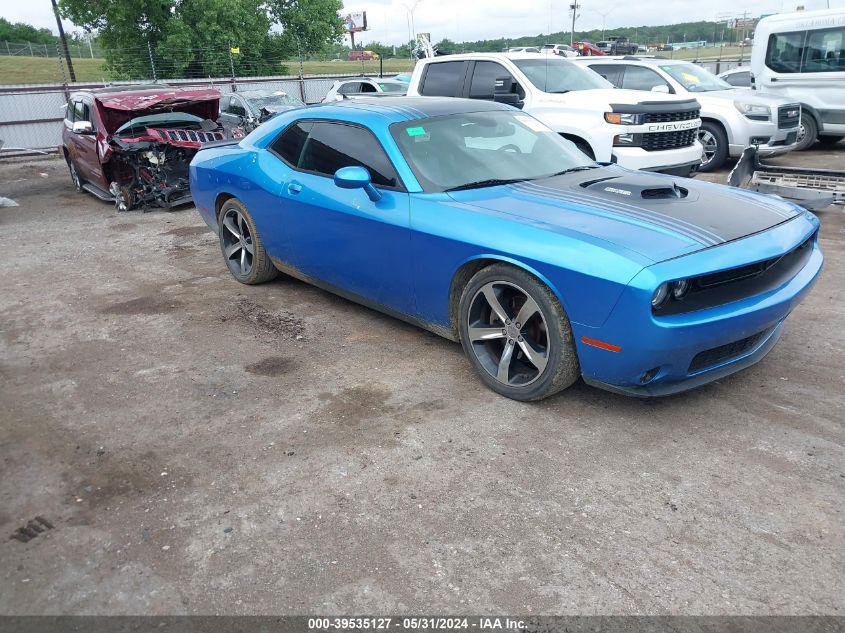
(445, 178, 528, 192)
(548, 165, 599, 177)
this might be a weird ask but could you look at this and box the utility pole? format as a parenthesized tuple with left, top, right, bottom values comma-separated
(569, 0, 579, 46)
(51, 0, 76, 82)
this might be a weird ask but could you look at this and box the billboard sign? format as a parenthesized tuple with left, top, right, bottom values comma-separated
(342, 11, 368, 33)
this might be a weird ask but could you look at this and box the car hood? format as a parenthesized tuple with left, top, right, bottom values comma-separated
(96, 89, 221, 134)
(446, 166, 802, 263)
(691, 87, 799, 107)
(535, 87, 694, 108)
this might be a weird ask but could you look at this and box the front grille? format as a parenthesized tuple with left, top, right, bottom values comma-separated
(688, 328, 771, 373)
(641, 128, 698, 151)
(643, 109, 700, 123)
(162, 129, 225, 143)
(778, 105, 801, 129)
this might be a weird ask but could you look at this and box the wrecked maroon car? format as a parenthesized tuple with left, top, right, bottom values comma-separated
(61, 85, 224, 211)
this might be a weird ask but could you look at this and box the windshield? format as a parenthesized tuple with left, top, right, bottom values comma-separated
(512, 58, 611, 93)
(241, 91, 303, 113)
(115, 112, 204, 136)
(378, 82, 406, 93)
(391, 110, 595, 192)
(660, 63, 732, 92)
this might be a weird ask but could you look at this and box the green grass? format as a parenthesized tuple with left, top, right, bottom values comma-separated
(0, 56, 419, 85)
(0, 56, 110, 84)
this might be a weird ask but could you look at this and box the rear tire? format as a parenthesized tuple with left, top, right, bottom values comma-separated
(795, 115, 818, 151)
(698, 121, 728, 172)
(458, 263, 580, 401)
(218, 198, 278, 285)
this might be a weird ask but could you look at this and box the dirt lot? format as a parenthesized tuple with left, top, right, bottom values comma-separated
(0, 145, 843, 616)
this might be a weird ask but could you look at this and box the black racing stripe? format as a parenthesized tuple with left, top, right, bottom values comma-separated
(520, 181, 725, 246)
(512, 182, 722, 246)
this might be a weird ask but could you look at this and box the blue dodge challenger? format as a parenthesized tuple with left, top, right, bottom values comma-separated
(189, 97, 823, 401)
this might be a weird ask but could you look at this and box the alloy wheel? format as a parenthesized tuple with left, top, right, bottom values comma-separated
(221, 207, 255, 276)
(466, 281, 550, 387)
(69, 162, 82, 191)
(698, 129, 717, 167)
(797, 122, 807, 145)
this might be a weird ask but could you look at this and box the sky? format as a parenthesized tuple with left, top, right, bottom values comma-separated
(1, 0, 843, 46)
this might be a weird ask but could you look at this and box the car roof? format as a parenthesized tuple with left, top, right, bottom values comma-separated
(423, 51, 563, 62)
(574, 55, 681, 65)
(307, 96, 514, 123)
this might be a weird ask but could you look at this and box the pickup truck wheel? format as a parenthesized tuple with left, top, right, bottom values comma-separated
(67, 159, 84, 192)
(697, 122, 728, 172)
(218, 198, 278, 285)
(795, 116, 818, 151)
(458, 264, 580, 401)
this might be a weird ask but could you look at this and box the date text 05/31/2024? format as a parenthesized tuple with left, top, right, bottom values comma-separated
(307, 617, 527, 630)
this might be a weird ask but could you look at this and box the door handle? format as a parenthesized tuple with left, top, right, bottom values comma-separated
(287, 182, 302, 195)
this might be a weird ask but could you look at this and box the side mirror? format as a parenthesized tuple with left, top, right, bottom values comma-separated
(651, 84, 670, 94)
(72, 120, 93, 134)
(493, 76, 524, 108)
(334, 166, 382, 202)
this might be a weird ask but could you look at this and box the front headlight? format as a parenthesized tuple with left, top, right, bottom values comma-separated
(734, 101, 771, 121)
(652, 283, 670, 308)
(605, 112, 644, 125)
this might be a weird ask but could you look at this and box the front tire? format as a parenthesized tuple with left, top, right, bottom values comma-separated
(67, 157, 83, 192)
(458, 264, 580, 401)
(795, 116, 818, 151)
(218, 198, 278, 285)
(698, 122, 728, 172)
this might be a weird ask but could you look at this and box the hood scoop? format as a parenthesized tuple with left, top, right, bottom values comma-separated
(580, 175, 690, 201)
(641, 184, 688, 199)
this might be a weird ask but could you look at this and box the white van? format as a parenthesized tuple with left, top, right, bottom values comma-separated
(752, 8, 845, 149)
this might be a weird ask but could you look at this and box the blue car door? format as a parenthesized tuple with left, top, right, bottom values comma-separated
(274, 120, 413, 314)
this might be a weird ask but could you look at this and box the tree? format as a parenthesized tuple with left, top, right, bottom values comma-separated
(59, 0, 344, 79)
(265, 0, 344, 58)
(0, 18, 59, 44)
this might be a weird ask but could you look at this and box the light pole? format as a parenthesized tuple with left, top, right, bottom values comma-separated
(593, 7, 613, 41)
(568, 0, 579, 46)
(402, 0, 422, 50)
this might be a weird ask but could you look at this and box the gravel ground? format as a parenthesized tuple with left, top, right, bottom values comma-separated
(0, 144, 843, 616)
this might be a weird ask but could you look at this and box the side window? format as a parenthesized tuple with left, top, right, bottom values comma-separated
(298, 121, 399, 188)
(219, 95, 231, 111)
(469, 61, 515, 100)
(359, 82, 378, 93)
(228, 98, 247, 116)
(337, 82, 361, 95)
(420, 61, 466, 97)
(766, 31, 805, 73)
(725, 71, 750, 86)
(270, 121, 313, 166)
(803, 28, 845, 72)
(589, 64, 624, 87)
(621, 66, 670, 91)
(72, 100, 86, 122)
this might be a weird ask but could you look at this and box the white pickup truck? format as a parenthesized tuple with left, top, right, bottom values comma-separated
(407, 52, 704, 176)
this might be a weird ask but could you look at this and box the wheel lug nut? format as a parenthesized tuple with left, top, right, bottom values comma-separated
(509, 339, 515, 345)
(505, 319, 511, 325)
(515, 322, 521, 328)
(518, 336, 523, 342)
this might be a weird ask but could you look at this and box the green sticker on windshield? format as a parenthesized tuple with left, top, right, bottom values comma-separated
(406, 126, 427, 137)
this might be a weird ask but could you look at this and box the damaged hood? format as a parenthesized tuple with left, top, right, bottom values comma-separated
(447, 166, 802, 263)
(96, 88, 221, 135)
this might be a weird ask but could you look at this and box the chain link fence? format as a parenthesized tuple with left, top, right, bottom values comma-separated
(0, 40, 103, 59)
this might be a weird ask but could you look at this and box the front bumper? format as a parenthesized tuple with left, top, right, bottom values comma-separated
(612, 142, 703, 173)
(727, 116, 800, 158)
(574, 214, 823, 397)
